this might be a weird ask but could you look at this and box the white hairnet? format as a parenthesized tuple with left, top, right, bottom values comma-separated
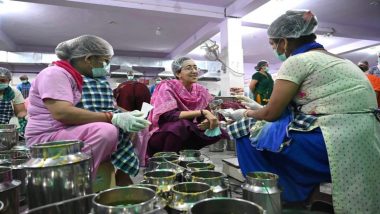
(171, 56, 192, 77)
(267, 10, 318, 39)
(0, 67, 12, 80)
(55, 35, 114, 60)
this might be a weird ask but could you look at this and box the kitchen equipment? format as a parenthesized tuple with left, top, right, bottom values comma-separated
(0, 166, 21, 214)
(167, 182, 211, 213)
(24, 140, 92, 209)
(208, 139, 225, 152)
(143, 170, 176, 193)
(186, 162, 215, 172)
(178, 150, 203, 167)
(0, 124, 18, 152)
(189, 198, 264, 214)
(190, 170, 229, 197)
(242, 172, 282, 214)
(92, 186, 164, 214)
(153, 152, 177, 158)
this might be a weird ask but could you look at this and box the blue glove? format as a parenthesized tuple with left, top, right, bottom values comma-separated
(111, 110, 151, 132)
(205, 127, 222, 137)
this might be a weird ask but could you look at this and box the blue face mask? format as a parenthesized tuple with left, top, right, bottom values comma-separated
(0, 83, 9, 90)
(273, 39, 287, 62)
(263, 67, 269, 72)
(92, 61, 110, 78)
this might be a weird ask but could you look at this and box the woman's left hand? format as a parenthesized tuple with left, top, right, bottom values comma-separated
(197, 119, 210, 130)
(203, 110, 219, 129)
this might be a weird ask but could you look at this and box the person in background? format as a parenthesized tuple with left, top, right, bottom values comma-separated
(113, 70, 151, 111)
(358, 60, 380, 107)
(249, 60, 274, 105)
(0, 68, 27, 134)
(149, 77, 162, 94)
(369, 51, 380, 77)
(16, 75, 31, 98)
(25, 35, 150, 177)
(146, 56, 228, 156)
(227, 10, 379, 213)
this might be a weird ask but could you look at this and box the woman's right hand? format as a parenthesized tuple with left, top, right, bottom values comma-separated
(203, 110, 219, 130)
(111, 110, 151, 132)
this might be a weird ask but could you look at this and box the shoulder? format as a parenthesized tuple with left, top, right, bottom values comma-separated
(10, 87, 24, 103)
(252, 72, 261, 79)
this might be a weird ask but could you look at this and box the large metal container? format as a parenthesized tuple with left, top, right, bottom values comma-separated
(143, 170, 177, 193)
(146, 156, 182, 175)
(153, 152, 177, 158)
(24, 140, 92, 209)
(242, 172, 282, 214)
(0, 166, 21, 214)
(190, 198, 264, 214)
(186, 162, 215, 172)
(178, 150, 203, 168)
(208, 139, 225, 152)
(190, 170, 229, 197)
(0, 124, 18, 152)
(167, 182, 211, 213)
(226, 139, 236, 151)
(92, 186, 163, 214)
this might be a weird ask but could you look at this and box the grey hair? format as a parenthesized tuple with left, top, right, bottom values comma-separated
(171, 56, 192, 79)
(267, 10, 318, 39)
(0, 67, 12, 80)
(55, 35, 114, 60)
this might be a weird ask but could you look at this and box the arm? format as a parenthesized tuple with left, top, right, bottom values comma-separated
(179, 110, 218, 129)
(43, 99, 110, 125)
(13, 103, 27, 118)
(249, 79, 258, 91)
(246, 79, 299, 121)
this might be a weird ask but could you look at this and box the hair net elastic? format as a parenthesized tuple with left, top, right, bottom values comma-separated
(255, 60, 268, 71)
(171, 56, 192, 77)
(0, 67, 12, 80)
(267, 10, 318, 39)
(55, 35, 114, 60)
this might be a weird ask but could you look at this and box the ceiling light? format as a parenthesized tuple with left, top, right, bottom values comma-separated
(155, 27, 161, 36)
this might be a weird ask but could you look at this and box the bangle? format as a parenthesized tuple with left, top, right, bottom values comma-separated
(200, 110, 205, 117)
(243, 110, 250, 118)
(104, 112, 113, 123)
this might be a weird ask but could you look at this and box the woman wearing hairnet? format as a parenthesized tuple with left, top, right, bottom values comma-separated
(229, 10, 380, 213)
(0, 67, 27, 125)
(145, 57, 228, 156)
(249, 60, 273, 105)
(25, 35, 151, 179)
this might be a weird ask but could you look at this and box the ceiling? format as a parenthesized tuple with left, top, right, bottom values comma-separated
(1, 0, 380, 70)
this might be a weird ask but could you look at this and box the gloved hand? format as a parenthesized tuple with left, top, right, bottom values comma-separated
(205, 127, 222, 137)
(235, 95, 255, 103)
(111, 110, 151, 132)
(227, 109, 247, 121)
(241, 101, 262, 110)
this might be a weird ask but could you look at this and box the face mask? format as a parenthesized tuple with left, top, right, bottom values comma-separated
(127, 75, 134, 80)
(92, 61, 110, 78)
(0, 83, 8, 90)
(22, 80, 28, 83)
(156, 80, 161, 84)
(273, 39, 287, 62)
(263, 67, 269, 72)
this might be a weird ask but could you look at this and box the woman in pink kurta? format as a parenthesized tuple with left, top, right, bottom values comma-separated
(25, 35, 150, 177)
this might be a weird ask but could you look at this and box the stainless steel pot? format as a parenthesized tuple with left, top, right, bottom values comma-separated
(189, 198, 264, 214)
(0, 124, 18, 152)
(190, 170, 229, 197)
(0, 166, 21, 214)
(153, 152, 177, 158)
(92, 186, 160, 214)
(186, 162, 215, 172)
(143, 170, 177, 193)
(226, 139, 235, 151)
(24, 140, 92, 209)
(167, 182, 212, 213)
(178, 150, 203, 168)
(146, 156, 183, 175)
(208, 139, 225, 152)
(242, 172, 282, 214)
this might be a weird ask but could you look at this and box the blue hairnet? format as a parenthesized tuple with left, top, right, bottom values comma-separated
(267, 10, 318, 39)
(171, 56, 192, 77)
(55, 35, 114, 60)
(0, 67, 12, 80)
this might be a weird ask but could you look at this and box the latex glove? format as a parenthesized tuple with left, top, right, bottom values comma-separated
(205, 127, 222, 137)
(111, 110, 151, 132)
(235, 95, 255, 103)
(228, 109, 247, 121)
(242, 101, 262, 110)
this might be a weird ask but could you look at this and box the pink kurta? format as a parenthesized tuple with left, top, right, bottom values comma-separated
(25, 65, 118, 174)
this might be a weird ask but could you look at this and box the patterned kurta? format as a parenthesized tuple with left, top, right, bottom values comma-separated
(277, 51, 380, 213)
(76, 76, 139, 176)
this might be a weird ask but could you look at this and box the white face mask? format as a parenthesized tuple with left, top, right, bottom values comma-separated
(127, 75, 134, 80)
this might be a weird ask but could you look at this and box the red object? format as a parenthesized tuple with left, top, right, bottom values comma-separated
(53, 60, 83, 91)
(113, 81, 151, 111)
